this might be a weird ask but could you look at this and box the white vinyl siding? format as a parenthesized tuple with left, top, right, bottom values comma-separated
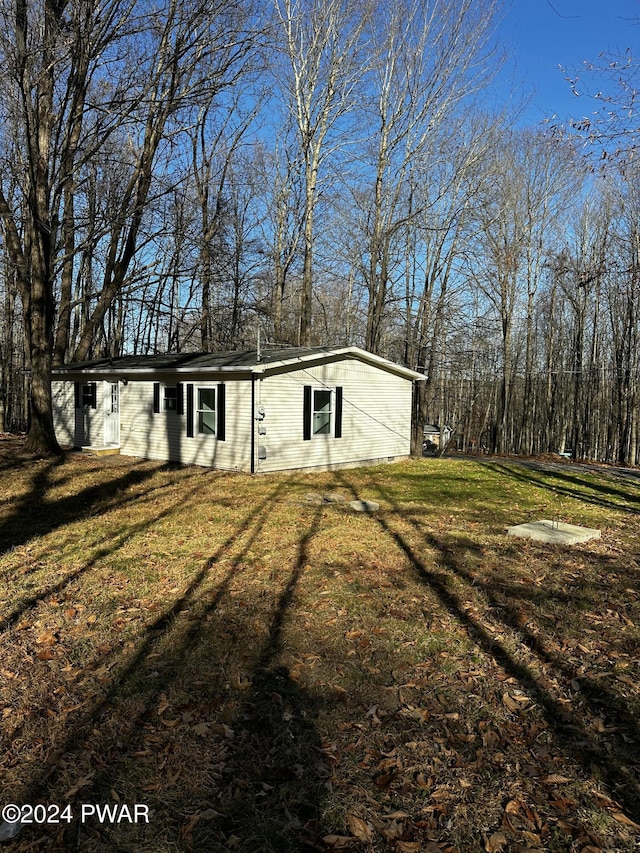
(256, 360, 413, 472)
(52, 380, 104, 448)
(52, 381, 76, 445)
(118, 376, 251, 471)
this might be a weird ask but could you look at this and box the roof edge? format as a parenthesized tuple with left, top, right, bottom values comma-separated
(51, 346, 426, 381)
(254, 346, 425, 380)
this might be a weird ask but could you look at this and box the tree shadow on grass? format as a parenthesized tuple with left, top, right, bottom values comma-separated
(0, 466, 217, 633)
(0, 446, 185, 559)
(481, 459, 640, 516)
(5, 486, 328, 853)
(333, 469, 640, 824)
(211, 505, 327, 852)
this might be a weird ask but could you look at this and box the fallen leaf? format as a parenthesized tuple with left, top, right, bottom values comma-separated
(542, 774, 571, 784)
(36, 630, 57, 645)
(64, 773, 95, 799)
(36, 648, 55, 660)
(485, 831, 508, 852)
(323, 834, 355, 848)
(505, 799, 521, 815)
(502, 693, 523, 713)
(611, 811, 640, 829)
(346, 814, 373, 843)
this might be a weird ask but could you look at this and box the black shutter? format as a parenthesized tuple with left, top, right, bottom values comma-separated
(335, 386, 343, 438)
(74, 381, 80, 409)
(89, 382, 97, 409)
(176, 383, 184, 416)
(153, 382, 160, 414)
(303, 385, 312, 441)
(186, 384, 194, 437)
(217, 383, 226, 441)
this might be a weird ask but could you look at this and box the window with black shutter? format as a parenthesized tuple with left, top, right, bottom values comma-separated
(81, 382, 97, 409)
(189, 383, 226, 441)
(303, 385, 343, 439)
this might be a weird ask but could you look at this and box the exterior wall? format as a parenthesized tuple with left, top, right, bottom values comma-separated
(255, 359, 413, 473)
(118, 374, 253, 472)
(52, 379, 105, 447)
(52, 357, 416, 473)
(52, 381, 75, 444)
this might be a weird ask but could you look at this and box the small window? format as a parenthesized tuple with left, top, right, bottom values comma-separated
(197, 388, 216, 435)
(82, 383, 97, 409)
(163, 386, 177, 412)
(313, 389, 332, 435)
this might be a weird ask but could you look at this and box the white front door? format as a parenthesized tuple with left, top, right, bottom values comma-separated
(104, 381, 120, 445)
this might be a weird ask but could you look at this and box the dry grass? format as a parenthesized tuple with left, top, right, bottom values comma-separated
(0, 435, 639, 852)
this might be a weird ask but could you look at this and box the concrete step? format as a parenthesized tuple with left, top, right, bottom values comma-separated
(81, 446, 120, 457)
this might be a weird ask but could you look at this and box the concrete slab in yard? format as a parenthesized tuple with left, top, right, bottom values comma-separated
(507, 520, 600, 545)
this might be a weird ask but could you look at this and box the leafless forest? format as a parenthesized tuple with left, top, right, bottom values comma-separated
(0, 0, 637, 460)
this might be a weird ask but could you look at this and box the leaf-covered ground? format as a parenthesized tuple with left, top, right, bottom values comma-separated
(0, 435, 639, 852)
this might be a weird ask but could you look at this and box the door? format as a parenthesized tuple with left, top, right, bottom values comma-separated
(104, 381, 120, 445)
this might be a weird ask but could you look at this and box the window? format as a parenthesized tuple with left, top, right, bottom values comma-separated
(313, 389, 332, 435)
(197, 388, 216, 434)
(163, 386, 177, 412)
(303, 385, 342, 440)
(76, 382, 96, 409)
(186, 383, 225, 440)
(154, 382, 183, 415)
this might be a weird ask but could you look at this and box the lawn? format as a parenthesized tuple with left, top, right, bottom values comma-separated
(0, 435, 639, 852)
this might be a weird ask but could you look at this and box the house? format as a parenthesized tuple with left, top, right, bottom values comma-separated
(52, 346, 424, 473)
(422, 423, 452, 451)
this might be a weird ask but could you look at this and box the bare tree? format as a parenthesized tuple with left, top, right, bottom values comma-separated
(564, 45, 640, 160)
(0, 0, 255, 454)
(256, 130, 305, 343)
(270, 0, 370, 345)
(357, 0, 501, 355)
(402, 115, 498, 454)
(188, 96, 260, 352)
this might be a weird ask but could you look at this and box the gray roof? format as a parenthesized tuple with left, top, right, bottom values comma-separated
(52, 346, 426, 381)
(54, 347, 323, 372)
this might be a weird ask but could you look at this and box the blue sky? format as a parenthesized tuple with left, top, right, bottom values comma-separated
(497, 0, 639, 126)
